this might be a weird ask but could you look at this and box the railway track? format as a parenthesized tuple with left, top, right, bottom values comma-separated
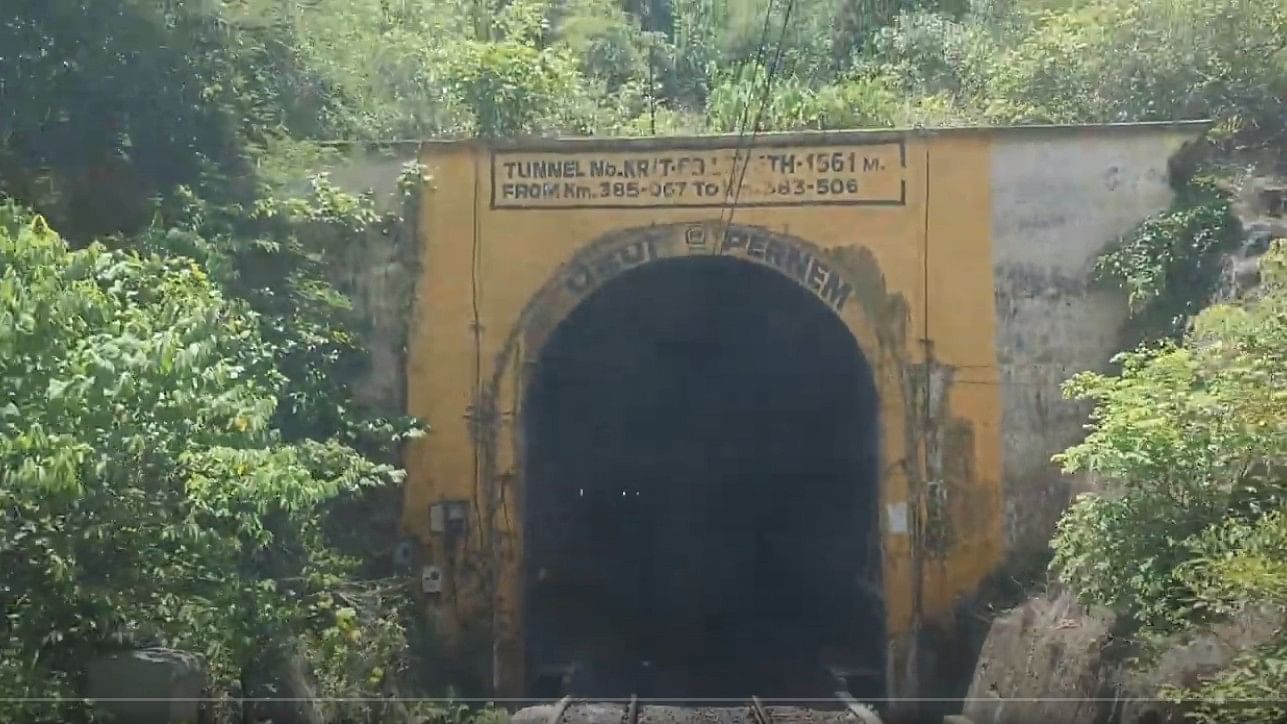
(513, 694, 883, 724)
(513, 666, 884, 724)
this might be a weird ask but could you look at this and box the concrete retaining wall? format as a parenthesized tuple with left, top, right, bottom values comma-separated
(989, 127, 1198, 554)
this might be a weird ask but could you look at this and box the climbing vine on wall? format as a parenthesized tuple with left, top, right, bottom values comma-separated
(1094, 176, 1241, 344)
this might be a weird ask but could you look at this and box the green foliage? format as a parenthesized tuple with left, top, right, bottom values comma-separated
(1094, 178, 1241, 340)
(843, 0, 1287, 140)
(558, 0, 653, 92)
(1160, 510, 1287, 722)
(669, 0, 721, 105)
(5, 0, 1287, 718)
(1163, 511, 1287, 724)
(1051, 241, 1287, 714)
(0, 0, 351, 240)
(602, 0, 1286, 139)
(11, 0, 1269, 149)
(10, 0, 1280, 152)
(1052, 242, 1287, 625)
(128, 174, 421, 459)
(706, 66, 901, 132)
(2, 5, 437, 714)
(284, 0, 473, 138)
(1164, 637, 1287, 724)
(862, 8, 988, 98)
(0, 207, 419, 720)
(443, 38, 602, 138)
(988, 0, 1285, 134)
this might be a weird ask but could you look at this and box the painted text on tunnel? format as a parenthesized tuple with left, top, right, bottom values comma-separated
(491, 142, 906, 209)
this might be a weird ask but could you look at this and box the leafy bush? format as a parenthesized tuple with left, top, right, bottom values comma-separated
(285, 0, 473, 138)
(1166, 507, 1287, 723)
(861, 0, 1286, 144)
(669, 0, 721, 106)
(0, 205, 412, 720)
(1051, 240, 1287, 707)
(863, 9, 990, 97)
(974, 0, 1287, 136)
(1094, 178, 1241, 340)
(706, 66, 901, 132)
(436, 0, 629, 137)
(444, 39, 604, 137)
(557, 0, 654, 93)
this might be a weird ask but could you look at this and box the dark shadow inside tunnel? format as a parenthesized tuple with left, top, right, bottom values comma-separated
(522, 255, 883, 702)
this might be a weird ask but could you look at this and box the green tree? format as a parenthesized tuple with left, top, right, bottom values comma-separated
(0, 205, 420, 721)
(972, 0, 1287, 135)
(0, 0, 347, 240)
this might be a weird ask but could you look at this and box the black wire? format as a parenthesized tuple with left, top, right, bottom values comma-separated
(731, 0, 779, 133)
(725, 0, 779, 134)
(719, 0, 781, 230)
(645, 0, 657, 134)
(721, 0, 798, 235)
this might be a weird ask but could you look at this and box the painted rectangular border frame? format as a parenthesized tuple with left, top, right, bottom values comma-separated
(489, 137, 908, 210)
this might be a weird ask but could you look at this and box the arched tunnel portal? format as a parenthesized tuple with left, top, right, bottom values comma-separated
(522, 255, 885, 702)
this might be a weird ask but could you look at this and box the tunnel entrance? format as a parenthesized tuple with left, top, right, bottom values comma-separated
(523, 255, 883, 702)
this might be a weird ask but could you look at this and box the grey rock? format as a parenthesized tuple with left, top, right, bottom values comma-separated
(963, 592, 1285, 724)
(962, 591, 1116, 724)
(1110, 606, 1284, 724)
(1214, 172, 1287, 303)
(86, 648, 206, 724)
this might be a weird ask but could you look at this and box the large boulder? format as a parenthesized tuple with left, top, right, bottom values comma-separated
(1110, 606, 1284, 724)
(963, 593, 1285, 724)
(1218, 175, 1287, 301)
(963, 591, 1117, 724)
(86, 648, 205, 724)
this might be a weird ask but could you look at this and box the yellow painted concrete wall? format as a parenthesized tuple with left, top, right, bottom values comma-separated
(403, 129, 1017, 702)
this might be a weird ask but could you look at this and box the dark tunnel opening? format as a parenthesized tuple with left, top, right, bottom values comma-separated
(523, 255, 883, 703)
